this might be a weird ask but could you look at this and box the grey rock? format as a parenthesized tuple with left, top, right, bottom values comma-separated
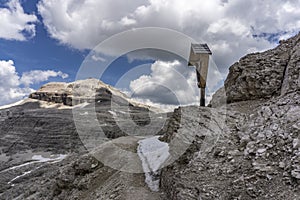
(210, 32, 300, 105)
(291, 169, 300, 179)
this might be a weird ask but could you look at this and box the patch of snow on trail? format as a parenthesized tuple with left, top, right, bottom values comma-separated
(137, 136, 170, 192)
(73, 102, 90, 109)
(8, 170, 32, 185)
(31, 154, 67, 163)
(4, 154, 67, 186)
(1, 154, 67, 173)
(108, 110, 117, 117)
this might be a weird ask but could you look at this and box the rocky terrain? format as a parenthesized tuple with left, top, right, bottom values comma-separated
(160, 33, 300, 199)
(0, 32, 299, 200)
(0, 79, 167, 199)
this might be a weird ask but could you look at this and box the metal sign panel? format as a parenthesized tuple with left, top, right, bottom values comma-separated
(191, 43, 212, 55)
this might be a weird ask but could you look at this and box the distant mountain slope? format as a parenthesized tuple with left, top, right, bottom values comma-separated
(28, 78, 161, 112)
(0, 79, 167, 199)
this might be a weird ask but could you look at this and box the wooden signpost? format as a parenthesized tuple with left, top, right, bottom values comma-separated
(188, 44, 212, 106)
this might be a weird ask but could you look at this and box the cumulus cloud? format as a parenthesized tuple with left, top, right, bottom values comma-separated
(129, 60, 197, 105)
(0, 0, 38, 41)
(0, 60, 19, 88)
(128, 60, 202, 106)
(38, 0, 300, 73)
(91, 55, 106, 62)
(127, 59, 223, 107)
(37, 0, 146, 49)
(0, 60, 68, 106)
(0, 60, 33, 104)
(20, 70, 68, 86)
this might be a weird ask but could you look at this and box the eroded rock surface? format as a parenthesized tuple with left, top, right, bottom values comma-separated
(217, 33, 300, 104)
(160, 93, 300, 199)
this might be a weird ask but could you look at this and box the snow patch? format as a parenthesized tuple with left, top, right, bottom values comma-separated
(79, 111, 89, 115)
(1, 154, 67, 172)
(108, 110, 117, 117)
(137, 136, 170, 192)
(118, 110, 126, 114)
(73, 102, 90, 109)
(31, 154, 67, 163)
(8, 170, 32, 185)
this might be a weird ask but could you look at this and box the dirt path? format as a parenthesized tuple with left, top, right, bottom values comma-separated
(82, 136, 166, 200)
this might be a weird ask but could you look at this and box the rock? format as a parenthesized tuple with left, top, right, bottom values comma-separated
(291, 169, 300, 179)
(257, 148, 267, 154)
(208, 86, 227, 107)
(293, 139, 300, 149)
(279, 162, 285, 169)
(210, 32, 300, 105)
(281, 36, 300, 95)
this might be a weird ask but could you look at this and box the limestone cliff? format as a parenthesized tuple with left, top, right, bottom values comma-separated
(210, 33, 300, 107)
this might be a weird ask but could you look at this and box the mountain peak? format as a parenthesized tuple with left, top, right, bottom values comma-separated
(28, 78, 162, 112)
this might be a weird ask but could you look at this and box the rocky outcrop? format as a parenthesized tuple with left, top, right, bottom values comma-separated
(222, 32, 300, 104)
(159, 32, 300, 199)
(281, 35, 300, 95)
(160, 92, 300, 199)
(29, 79, 118, 106)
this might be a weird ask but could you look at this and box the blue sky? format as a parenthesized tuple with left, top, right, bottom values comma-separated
(0, 0, 299, 106)
(0, 0, 87, 86)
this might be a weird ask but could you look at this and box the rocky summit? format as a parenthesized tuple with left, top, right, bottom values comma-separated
(0, 33, 300, 200)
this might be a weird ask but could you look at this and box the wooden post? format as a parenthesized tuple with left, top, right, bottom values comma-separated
(200, 87, 205, 106)
(188, 44, 211, 107)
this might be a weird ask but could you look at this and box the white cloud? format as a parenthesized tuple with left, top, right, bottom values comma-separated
(0, 60, 68, 106)
(37, 0, 300, 73)
(127, 59, 223, 107)
(20, 70, 68, 86)
(91, 55, 106, 62)
(120, 16, 137, 26)
(37, 0, 146, 49)
(0, 60, 20, 88)
(0, 60, 34, 104)
(128, 60, 197, 105)
(207, 18, 250, 36)
(0, 0, 38, 41)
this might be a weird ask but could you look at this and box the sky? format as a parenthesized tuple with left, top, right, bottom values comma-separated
(0, 0, 300, 107)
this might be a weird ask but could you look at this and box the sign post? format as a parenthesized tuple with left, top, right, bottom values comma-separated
(188, 44, 212, 106)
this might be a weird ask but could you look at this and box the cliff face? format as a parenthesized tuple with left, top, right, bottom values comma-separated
(210, 33, 300, 106)
(29, 79, 128, 106)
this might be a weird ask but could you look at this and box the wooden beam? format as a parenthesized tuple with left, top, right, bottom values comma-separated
(200, 87, 205, 107)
